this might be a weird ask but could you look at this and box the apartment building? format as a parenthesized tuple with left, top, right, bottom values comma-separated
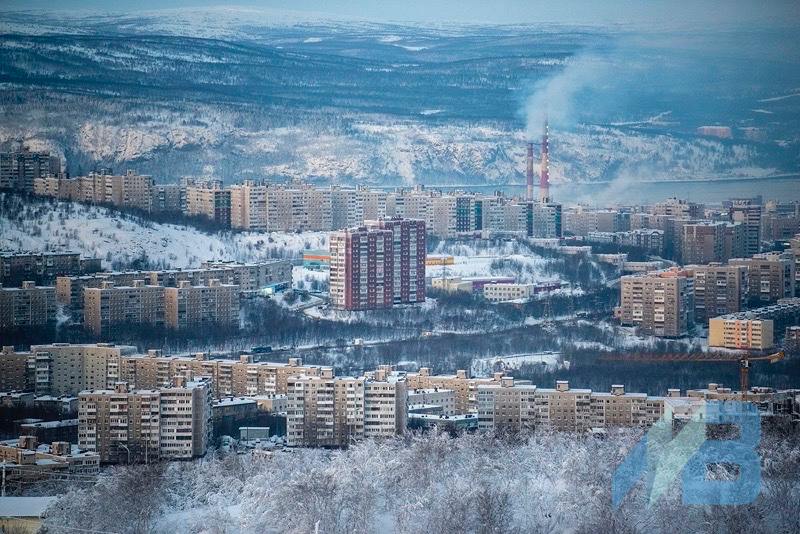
(408, 388, 457, 415)
(707, 298, 800, 350)
(363, 366, 408, 439)
(681, 222, 726, 264)
(617, 268, 695, 337)
(651, 197, 704, 219)
(532, 201, 563, 238)
(406, 368, 507, 414)
(164, 279, 240, 329)
(264, 186, 333, 231)
(84, 281, 166, 336)
(78, 377, 212, 463)
(330, 218, 426, 310)
(286, 366, 407, 447)
(199, 260, 292, 293)
(330, 187, 364, 230)
(1, 252, 100, 286)
(367, 218, 426, 305)
(0, 281, 56, 329)
(685, 264, 748, 323)
(104, 171, 154, 211)
(186, 185, 232, 227)
(730, 251, 796, 304)
(329, 224, 394, 310)
(0, 437, 100, 476)
(729, 199, 762, 256)
(151, 183, 184, 213)
(708, 316, 775, 350)
(429, 196, 458, 237)
(0, 346, 29, 391)
(483, 283, 534, 303)
(0, 343, 138, 396)
(587, 229, 665, 255)
(116, 353, 321, 399)
(0, 148, 61, 192)
(477, 379, 664, 433)
(229, 181, 268, 230)
(564, 207, 630, 236)
(359, 188, 387, 221)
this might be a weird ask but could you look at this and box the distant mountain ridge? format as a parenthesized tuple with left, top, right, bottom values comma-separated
(0, 9, 797, 186)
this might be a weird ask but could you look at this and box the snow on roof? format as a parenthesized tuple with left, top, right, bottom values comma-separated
(0, 496, 57, 518)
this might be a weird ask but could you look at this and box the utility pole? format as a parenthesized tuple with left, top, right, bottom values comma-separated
(2, 460, 6, 497)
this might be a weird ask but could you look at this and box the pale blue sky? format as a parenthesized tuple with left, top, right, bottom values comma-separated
(1, 0, 798, 27)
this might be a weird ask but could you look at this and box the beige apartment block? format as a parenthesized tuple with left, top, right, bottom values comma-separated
(330, 187, 364, 230)
(164, 279, 239, 329)
(286, 366, 407, 447)
(406, 368, 506, 414)
(186, 185, 231, 227)
(708, 316, 775, 350)
(0, 346, 29, 391)
(729, 200, 762, 256)
(730, 252, 796, 304)
(84, 280, 166, 336)
(358, 188, 387, 221)
(0, 281, 56, 329)
(477, 379, 664, 433)
(78, 377, 211, 463)
(617, 268, 694, 337)
(265, 186, 332, 232)
(105, 171, 155, 211)
(230, 182, 268, 230)
(483, 283, 534, 302)
(685, 263, 748, 323)
(27, 343, 138, 396)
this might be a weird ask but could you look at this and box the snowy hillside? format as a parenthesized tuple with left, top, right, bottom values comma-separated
(0, 11, 797, 186)
(0, 196, 327, 269)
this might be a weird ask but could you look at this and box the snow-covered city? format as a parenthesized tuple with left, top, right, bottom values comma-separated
(1, 1, 800, 533)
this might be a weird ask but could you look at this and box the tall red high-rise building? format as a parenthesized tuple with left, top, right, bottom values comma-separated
(330, 217, 426, 311)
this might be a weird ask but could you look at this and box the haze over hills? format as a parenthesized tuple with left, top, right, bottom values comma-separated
(0, 7, 798, 187)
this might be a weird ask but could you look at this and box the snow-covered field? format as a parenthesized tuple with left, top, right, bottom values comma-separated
(0, 199, 327, 269)
(428, 240, 559, 284)
(470, 351, 563, 377)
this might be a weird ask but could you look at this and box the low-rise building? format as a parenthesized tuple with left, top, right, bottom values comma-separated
(483, 283, 535, 302)
(0, 436, 99, 475)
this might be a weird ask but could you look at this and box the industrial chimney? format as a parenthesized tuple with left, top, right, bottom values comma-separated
(539, 119, 550, 203)
(525, 142, 534, 201)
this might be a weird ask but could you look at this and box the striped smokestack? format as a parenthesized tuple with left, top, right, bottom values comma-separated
(539, 119, 550, 203)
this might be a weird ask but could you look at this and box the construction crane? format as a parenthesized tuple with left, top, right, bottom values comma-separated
(598, 351, 785, 400)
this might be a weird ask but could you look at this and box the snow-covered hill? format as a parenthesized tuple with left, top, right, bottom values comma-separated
(0, 197, 327, 270)
(0, 13, 796, 186)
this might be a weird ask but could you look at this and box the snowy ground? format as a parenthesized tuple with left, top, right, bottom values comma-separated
(470, 351, 563, 377)
(428, 240, 560, 284)
(0, 199, 327, 269)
